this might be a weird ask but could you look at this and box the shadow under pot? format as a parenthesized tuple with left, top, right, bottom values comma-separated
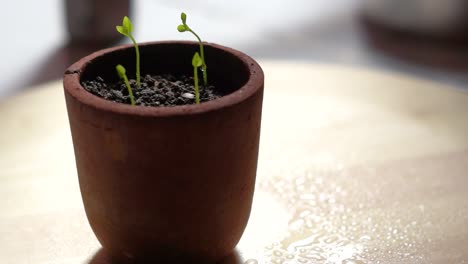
(63, 41, 264, 263)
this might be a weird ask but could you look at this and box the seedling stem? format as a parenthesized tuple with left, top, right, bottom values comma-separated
(192, 52, 203, 104)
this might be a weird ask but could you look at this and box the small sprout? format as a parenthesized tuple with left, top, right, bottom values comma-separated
(116, 16, 141, 88)
(177, 12, 208, 86)
(116, 64, 136, 106)
(192, 52, 203, 104)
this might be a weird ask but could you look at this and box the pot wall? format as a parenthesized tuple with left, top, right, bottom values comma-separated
(63, 41, 264, 262)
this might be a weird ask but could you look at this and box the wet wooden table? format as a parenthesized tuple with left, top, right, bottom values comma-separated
(1, 61, 467, 263)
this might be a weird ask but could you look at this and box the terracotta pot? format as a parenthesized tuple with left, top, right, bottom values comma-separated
(63, 41, 264, 263)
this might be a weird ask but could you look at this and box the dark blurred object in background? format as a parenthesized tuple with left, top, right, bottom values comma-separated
(360, 0, 468, 70)
(22, 0, 133, 94)
(66, 0, 131, 45)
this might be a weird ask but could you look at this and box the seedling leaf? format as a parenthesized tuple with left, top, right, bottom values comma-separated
(116, 64, 126, 78)
(123, 16, 133, 33)
(116, 26, 127, 36)
(181, 12, 187, 24)
(177, 25, 187, 32)
(192, 52, 203, 67)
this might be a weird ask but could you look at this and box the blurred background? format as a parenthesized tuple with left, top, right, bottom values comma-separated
(1, 0, 468, 100)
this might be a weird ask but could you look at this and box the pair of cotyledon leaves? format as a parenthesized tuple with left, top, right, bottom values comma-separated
(116, 13, 188, 39)
(116, 16, 133, 37)
(177, 13, 189, 33)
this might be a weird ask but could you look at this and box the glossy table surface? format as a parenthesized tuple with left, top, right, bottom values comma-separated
(1, 61, 467, 263)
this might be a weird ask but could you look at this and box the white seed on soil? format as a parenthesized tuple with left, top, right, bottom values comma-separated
(182, 93, 195, 99)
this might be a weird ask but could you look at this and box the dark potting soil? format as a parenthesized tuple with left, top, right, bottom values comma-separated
(82, 74, 223, 107)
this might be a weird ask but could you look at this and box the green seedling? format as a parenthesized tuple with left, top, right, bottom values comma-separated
(116, 16, 141, 87)
(192, 52, 203, 104)
(116, 64, 136, 106)
(178, 12, 208, 86)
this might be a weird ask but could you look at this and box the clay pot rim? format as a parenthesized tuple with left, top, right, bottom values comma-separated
(63, 40, 264, 117)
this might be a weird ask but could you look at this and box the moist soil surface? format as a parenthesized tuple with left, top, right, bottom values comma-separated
(82, 74, 223, 107)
